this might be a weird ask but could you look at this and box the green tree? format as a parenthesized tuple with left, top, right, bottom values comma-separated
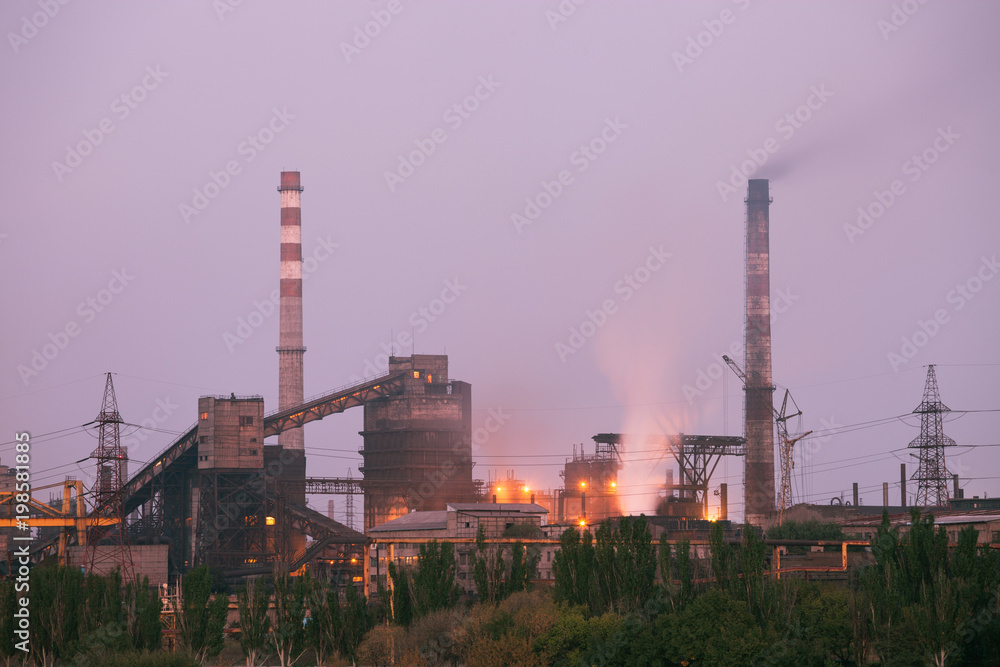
(412, 540, 461, 615)
(388, 560, 414, 627)
(305, 577, 339, 667)
(178, 565, 229, 664)
(675, 536, 693, 602)
(709, 520, 735, 592)
(31, 564, 85, 666)
(340, 583, 374, 660)
(123, 575, 162, 652)
(237, 576, 271, 667)
(552, 526, 594, 610)
(662, 588, 771, 665)
(613, 515, 657, 613)
(0, 578, 19, 661)
(270, 571, 309, 667)
(472, 525, 508, 606)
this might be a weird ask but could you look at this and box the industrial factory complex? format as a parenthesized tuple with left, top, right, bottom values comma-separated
(3, 172, 994, 593)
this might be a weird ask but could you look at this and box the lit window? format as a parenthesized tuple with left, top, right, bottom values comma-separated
(413, 371, 420, 379)
(426, 374, 432, 383)
(200, 412, 208, 420)
(266, 516, 276, 526)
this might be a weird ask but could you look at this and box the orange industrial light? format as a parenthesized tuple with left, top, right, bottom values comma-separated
(579, 481, 586, 488)
(578, 519, 587, 527)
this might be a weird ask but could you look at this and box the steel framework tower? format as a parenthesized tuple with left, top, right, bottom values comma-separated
(909, 365, 955, 508)
(88, 373, 135, 581)
(744, 179, 776, 525)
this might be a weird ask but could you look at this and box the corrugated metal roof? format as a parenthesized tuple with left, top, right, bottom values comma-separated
(447, 502, 548, 513)
(369, 510, 448, 532)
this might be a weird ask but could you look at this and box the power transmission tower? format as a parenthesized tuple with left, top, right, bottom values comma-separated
(909, 365, 955, 508)
(87, 373, 135, 582)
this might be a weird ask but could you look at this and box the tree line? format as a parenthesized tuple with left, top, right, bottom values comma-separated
(3, 509, 997, 665)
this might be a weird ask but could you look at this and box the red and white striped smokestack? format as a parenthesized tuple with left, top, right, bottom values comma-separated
(744, 178, 775, 525)
(278, 171, 305, 451)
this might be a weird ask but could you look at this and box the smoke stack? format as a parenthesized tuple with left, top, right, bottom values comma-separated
(744, 179, 776, 525)
(901, 463, 906, 507)
(278, 171, 305, 452)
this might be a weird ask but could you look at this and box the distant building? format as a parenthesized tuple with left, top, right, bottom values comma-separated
(367, 502, 550, 595)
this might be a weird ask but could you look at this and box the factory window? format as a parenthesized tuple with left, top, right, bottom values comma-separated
(458, 572, 466, 580)
(250, 438, 257, 443)
(413, 371, 420, 379)
(547, 551, 552, 562)
(240, 416, 254, 426)
(200, 412, 208, 420)
(459, 553, 467, 565)
(199, 436, 207, 444)
(992, 531, 1000, 544)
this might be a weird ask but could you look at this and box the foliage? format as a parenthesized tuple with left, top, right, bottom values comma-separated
(472, 526, 508, 606)
(237, 576, 271, 667)
(388, 560, 414, 627)
(270, 571, 309, 667)
(178, 565, 229, 664)
(31, 563, 85, 665)
(124, 575, 163, 652)
(767, 519, 846, 553)
(340, 582, 375, 658)
(412, 540, 462, 615)
(551, 526, 594, 609)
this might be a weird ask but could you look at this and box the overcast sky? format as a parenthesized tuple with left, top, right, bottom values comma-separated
(2, 0, 998, 524)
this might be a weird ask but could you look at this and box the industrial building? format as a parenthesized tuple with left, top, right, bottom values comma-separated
(6, 173, 987, 595)
(367, 502, 549, 594)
